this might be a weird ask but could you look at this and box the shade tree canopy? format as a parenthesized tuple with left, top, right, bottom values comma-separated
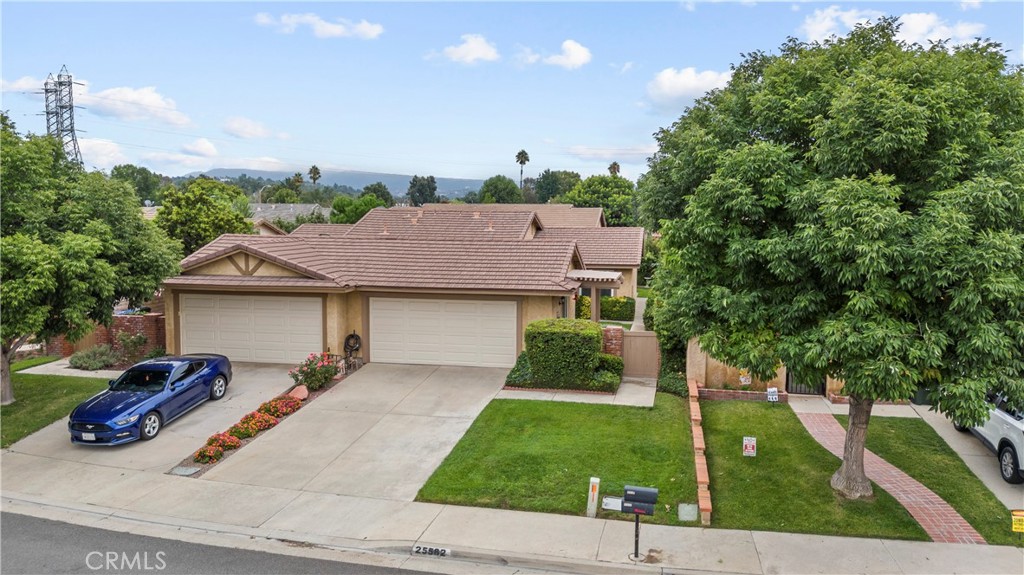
(408, 175, 439, 206)
(479, 175, 524, 204)
(360, 182, 395, 207)
(331, 194, 385, 224)
(558, 174, 637, 227)
(155, 179, 252, 255)
(642, 19, 1024, 499)
(535, 169, 581, 204)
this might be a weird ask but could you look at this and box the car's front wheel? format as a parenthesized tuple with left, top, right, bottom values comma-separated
(998, 445, 1024, 484)
(209, 375, 227, 401)
(140, 412, 161, 441)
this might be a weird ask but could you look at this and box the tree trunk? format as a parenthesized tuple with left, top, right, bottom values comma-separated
(831, 395, 874, 499)
(1, 344, 14, 406)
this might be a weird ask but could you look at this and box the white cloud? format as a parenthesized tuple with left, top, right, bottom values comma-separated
(181, 138, 218, 158)
(79, 138, 128, 170)
(543, 40, 592, 70)
(960, 0, 982, 10)
(78, 84, 191, 126)
(799, 6, 883, 42)
(683, 2, 696, 12)
(647, 67, 732, 110)
(567, 144, 657, 161)
(221, 156, 295, 172)
(896, 13, 985, 46)
(619, 62, 634, 74)
(1, 76, 44, 92)
(223, 116, 272, 139)
(254, 12, 383, 39)
(141, 151, 215, 172)
(515, 46, 541, 66)
(443, 34, 500, 64)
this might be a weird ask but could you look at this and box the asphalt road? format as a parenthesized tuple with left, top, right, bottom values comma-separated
(1, 512, 421, 575)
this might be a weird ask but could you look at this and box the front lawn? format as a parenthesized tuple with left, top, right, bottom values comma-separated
(1, 373, 108, 448)
(11, 355, 59, 372)
(702, 401, 927, 540)
(637, 287, 652, 299)
(837, 415, 1022, 547)
(417, 393, 696, 525)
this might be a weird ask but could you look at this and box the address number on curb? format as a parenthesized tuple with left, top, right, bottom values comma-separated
(412, 545, 451, 558)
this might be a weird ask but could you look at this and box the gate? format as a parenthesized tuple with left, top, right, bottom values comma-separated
(622, 331, 660, 378)
(785, 370, 825, 395)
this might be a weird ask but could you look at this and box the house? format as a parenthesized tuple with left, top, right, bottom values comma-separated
(421, 203, 606, 228)
(251, 218, 288, 236)
(159, 206, 642, 368)
(248, 203, 326, 222)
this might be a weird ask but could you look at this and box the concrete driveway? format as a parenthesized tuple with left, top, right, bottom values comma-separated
(201, 363, 508, 501)
(5, 363, 293, 473)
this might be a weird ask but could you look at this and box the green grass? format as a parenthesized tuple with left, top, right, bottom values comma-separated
(10, 355, 59, 372)
(702, 401, 927, 540)
(418, 393, 697, 525)
(599, 320, 633, 328)
(837, 415, 1022, 547)
(637, 287, 652, 299)
(1, 373, 108, 448)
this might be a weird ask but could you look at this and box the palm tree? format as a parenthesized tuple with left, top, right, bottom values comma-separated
(515, 149, 530, 190)
(608, 161, 620, 176)
(308, 165, 321, 188)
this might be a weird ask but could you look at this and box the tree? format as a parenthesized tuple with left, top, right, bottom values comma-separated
(515, 149, 530, 190)
(407, 175, 439, 207)
(1, 117, 182, 404)
(643, 20, 1024, 499)
(479, 175, 524, 204)
(558, 175, 637, 226)
(266, 187, 300, 204)
(608, 162, 620, 176)
(111, 164, 165, 205)
(360, 181, 394, 207)
(285, 172, 304, 192)
(155, 179, 253, 255)
(535, 169, 581, 204)
(308, 165, 321, 188)
(331, 194, 384, 224)
(522, 177, 538, 203)
(272, 208, 328, 233)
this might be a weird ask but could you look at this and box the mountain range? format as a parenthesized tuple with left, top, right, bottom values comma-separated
(192, 168, 484, 196)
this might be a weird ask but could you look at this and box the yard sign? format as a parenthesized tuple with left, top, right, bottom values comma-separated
(1012, 510, 1024, 533)
(742, 436, 757, 457)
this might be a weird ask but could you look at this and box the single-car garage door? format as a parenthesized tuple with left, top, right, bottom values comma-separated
(180, 294, 323, 364)
(370, 298, 517, 368)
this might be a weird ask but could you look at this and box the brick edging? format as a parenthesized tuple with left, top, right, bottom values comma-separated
(698, 387, 789, 403)
(688, 379, 712, 526)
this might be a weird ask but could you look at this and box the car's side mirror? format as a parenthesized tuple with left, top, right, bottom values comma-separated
(108, 380, 115, 388)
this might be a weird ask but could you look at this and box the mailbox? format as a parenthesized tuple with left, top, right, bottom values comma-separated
(624, 485, 658, 505)
(621, 501, 655, 515)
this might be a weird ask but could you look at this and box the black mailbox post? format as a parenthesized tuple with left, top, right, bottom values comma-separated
(623, 485, 658, 561)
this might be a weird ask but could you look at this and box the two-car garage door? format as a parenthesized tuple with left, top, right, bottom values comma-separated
(179, 294, 323, 364)
(370, 298, 517, 368)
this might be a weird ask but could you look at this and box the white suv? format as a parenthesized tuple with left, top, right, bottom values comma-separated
(956, 392, 1024, 484)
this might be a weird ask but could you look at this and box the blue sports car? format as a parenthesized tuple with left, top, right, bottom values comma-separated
(69, 354, 232, 445)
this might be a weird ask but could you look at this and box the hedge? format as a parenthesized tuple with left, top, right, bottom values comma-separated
(505, 352, 533, 387)
(601, 297, 636, 321)
(592, 370, 622, 393)
(575, 295, 591, 320)
(524, 319, 602, 389)
(642, 297, 657, 331)
(598, 353, 624, 376)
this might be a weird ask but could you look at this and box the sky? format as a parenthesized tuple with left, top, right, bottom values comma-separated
(2, 1, 1022, 184)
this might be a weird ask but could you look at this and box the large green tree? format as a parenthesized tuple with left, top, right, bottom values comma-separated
(331, 194, 384, 224)
(155, 179, 252, 255)
(360, 181, 395, 207)
(407, 175, 439, 207)
(0, 117, 182, 404)
(643, 20, 1024, 498)
(558, 174, 637, 226)
(111, 164, 165, 205)
(479, 175, 524, 204)
(535, 169, 581, 204)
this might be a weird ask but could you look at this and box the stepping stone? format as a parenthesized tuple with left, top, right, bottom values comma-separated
(678, 503, 698, 521)
(288, 385, 309, 400)
(169, 466, 200, 476)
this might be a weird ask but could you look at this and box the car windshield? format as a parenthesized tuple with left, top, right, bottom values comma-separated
(110, 369, 170, 392)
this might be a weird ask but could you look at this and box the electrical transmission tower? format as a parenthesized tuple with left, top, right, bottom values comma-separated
(43, 65, 83, 165)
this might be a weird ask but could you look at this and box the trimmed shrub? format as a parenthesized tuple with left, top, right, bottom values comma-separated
(257, 396, 302, 418)
(240, 411, 279, 431)
(144, 346, 167, 360)
(206, 432, 242, 450)
(289, 352, 340, 391)
(657, 371, 688, 397)
(600, 296, 636, 321)
(193, 445, 224, 464)
(575, 295, 591, 320)
(524, 319, 602, 389)
(642, 298, 656, 332)
(598, 353, 624, 376)
(591, 370, 622, 393)
(116, 332, 147, 364)
(505, 352, 533, 387)
(69, 344, 120, 370)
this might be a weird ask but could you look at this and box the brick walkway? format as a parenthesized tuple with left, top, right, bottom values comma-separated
(796, 413, 987, 545)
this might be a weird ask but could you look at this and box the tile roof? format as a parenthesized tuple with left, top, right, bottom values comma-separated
(344, 208, 540, 241)
(163, 275, 341, 290)
(248, 203, 326, 222)
(290, 224, 353, 237)
(535, 227, 644, 268)
(422, 203, 605, 228)
(178, 235, 581, 294)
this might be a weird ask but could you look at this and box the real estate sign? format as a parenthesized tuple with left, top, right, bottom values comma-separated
(742, 436, 757, 457)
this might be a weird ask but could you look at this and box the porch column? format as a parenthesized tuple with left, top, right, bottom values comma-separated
(590, 289, 601, 322)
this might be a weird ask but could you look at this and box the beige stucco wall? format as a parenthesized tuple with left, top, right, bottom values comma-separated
(522, 295, 564, 349)
(618, 268, 637, 298)
(164, 289, 179, 354)
(686, 338, 786, 390)
(188, 256, 302, 277)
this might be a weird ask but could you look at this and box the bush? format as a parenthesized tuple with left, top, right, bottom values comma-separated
(657, 371, 689, 397)
(240, 411, 279, 431)
(505, 352, 533, 387)
(144, 346, 167, 360)
(575, 295, 591, 320)
(598, 353, 624, 376)
(116, 332, 147, 364)
(227, 421, 258, 440)
(642, 298, 657, 332)
(524, 319, 602, 389)
(600, 296, 636, 321)
(69, 344, 120, 370)
(257, 396, 303, 418)
(289, 352, 340, 391)
(591, 370, 622, 393)
(193, 445, 224, 464)
(206, 432, 242, 450)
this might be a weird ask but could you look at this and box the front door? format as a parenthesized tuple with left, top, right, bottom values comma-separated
(785, 370, 825, 395)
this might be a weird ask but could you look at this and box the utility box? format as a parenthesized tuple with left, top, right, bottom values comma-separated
(624, 485, 659, 505)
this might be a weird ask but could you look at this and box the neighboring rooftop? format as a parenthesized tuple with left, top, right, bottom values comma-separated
(536, 227, 645, 268)
(291, 223, 353, 238)
(249, 203, 326, 222)
(343, 208, 541, 241)
(422, 203, 605, 228)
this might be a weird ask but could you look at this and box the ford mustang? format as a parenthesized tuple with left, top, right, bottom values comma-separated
(69, 355, 232, 445)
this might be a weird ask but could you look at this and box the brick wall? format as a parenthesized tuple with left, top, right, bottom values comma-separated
(602, 326, 623, 357)
(50, 313, 166, 358)
(698, 387, 789, 404)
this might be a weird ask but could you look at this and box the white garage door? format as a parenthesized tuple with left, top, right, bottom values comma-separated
(370, 298, 517, 368)
(180, 294, 323, 364)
